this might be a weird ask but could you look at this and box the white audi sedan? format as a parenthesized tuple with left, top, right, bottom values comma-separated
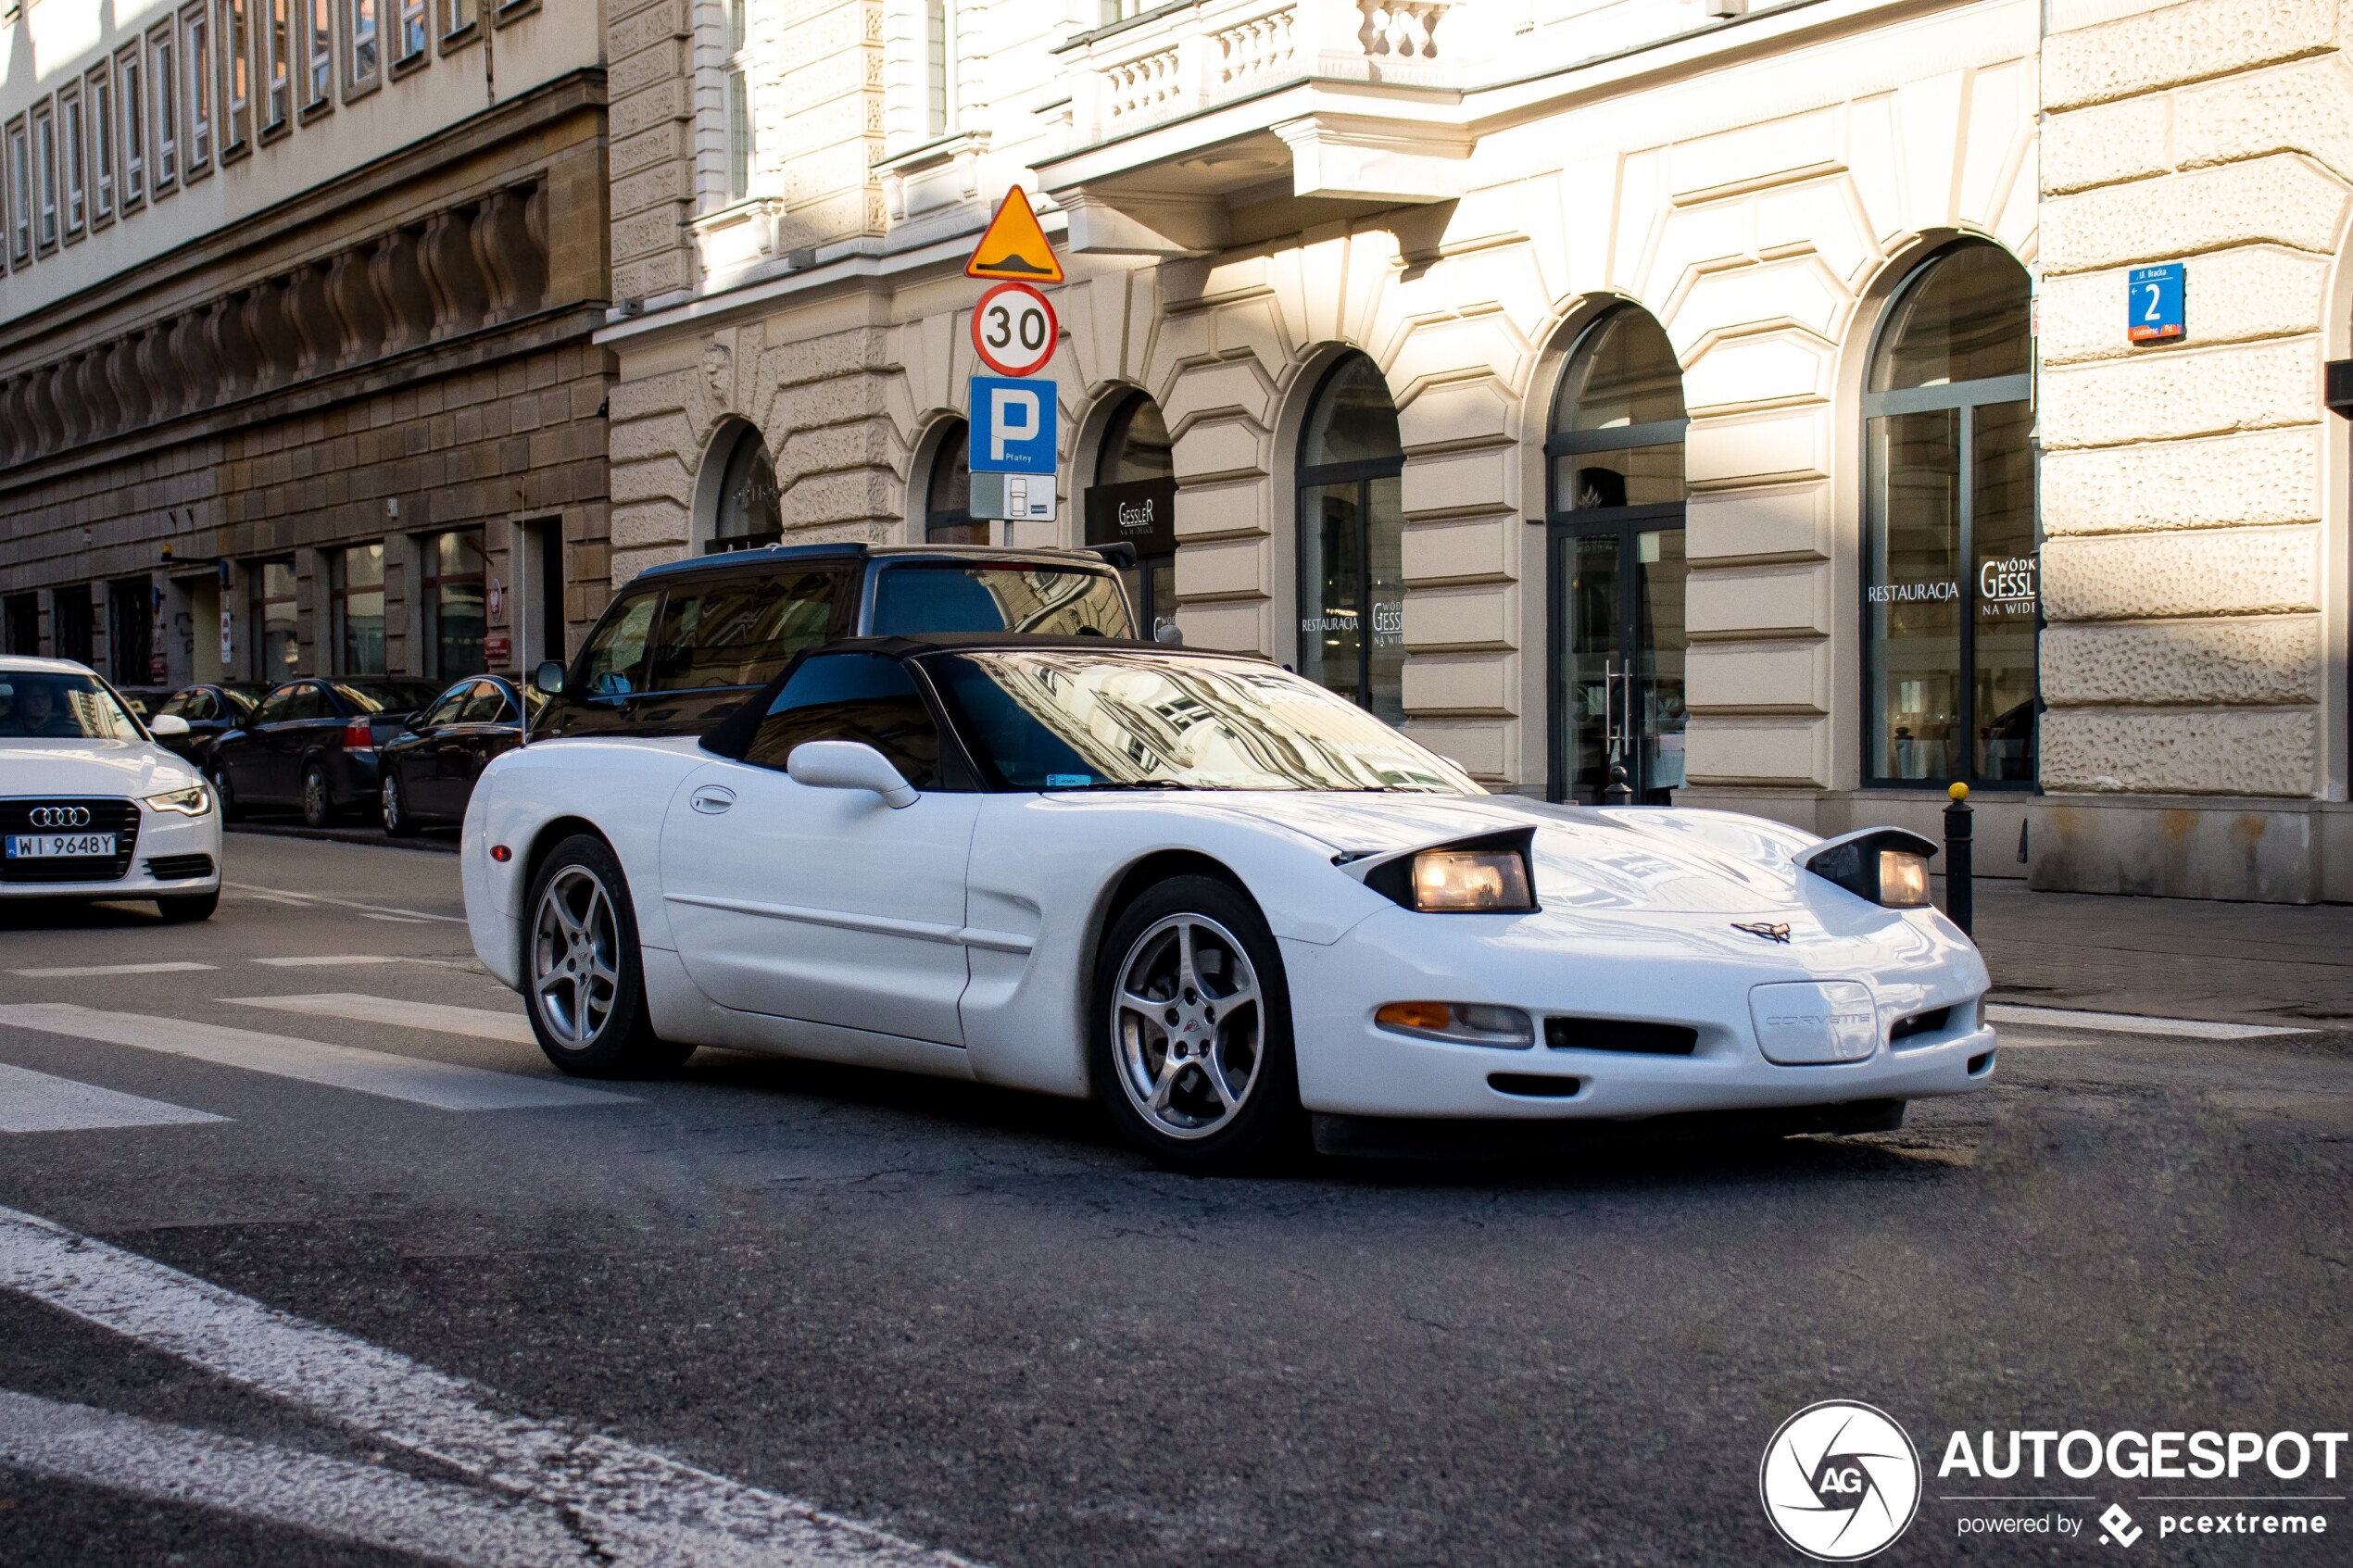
(463, 636, 1994, 1170)
(0, 656, 222, 922)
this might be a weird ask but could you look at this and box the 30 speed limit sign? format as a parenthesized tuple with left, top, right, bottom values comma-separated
(971, 282, 1058, 378)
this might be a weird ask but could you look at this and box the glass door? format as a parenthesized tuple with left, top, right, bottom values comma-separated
(1550, 518, 1687, 804)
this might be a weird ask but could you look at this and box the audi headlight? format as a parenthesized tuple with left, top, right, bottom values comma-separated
(1354, 828, 1541, 914)
(144, 784, 214, 818)
(1799, 828, 1938, 909)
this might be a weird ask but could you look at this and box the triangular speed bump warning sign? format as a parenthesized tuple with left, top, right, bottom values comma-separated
(965, 187, 1063, 283)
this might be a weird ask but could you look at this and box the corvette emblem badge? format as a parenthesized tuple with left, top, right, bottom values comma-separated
(1732, 922, 1793, 943)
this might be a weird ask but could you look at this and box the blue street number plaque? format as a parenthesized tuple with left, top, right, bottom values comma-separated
(2128, 263, 2184, 344)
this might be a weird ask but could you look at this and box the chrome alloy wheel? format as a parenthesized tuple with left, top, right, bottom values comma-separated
(532, 866, 623, 1049)
(1110, 912, 1265, 1139)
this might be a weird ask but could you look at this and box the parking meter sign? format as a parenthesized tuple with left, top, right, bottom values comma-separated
(969, 376, 1057, 476)
(971, 282, 1059, 378)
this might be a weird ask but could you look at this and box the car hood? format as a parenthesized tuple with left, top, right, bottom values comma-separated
(0, 737, 204, 798)
(1175, 792, 1826, 915)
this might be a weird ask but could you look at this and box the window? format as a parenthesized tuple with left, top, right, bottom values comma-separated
(221, 0, 252, 152)
(443, 0, 477, 40)
(350, 0, 380, 86)
(421, 528, 486, 680)
(924, 0, 954, 138)
(252, 684, 293, 725)
(6, 119, 29, 261)
(925, 419, 978, 544)
(251, 558, 297, 682)
(330, 543, 385, 675)
(417, 683, 469, 728)
(724, 0, 751, 200)
(641, 571, 841, 691)
(186, 5, 214, 169)
(262, 0, 292, 127)
(3, 594, 39, 656)
(32, 105, 57, 247)
(1863, 243, 2036, 788)
(107, 579, 154, 684)
(458, 681, 508, 723)
(741, 652, 942, 787)
(1086, 394, 1177, 637)
(573, 590, 658, 699)
(53, 586, 95, 665)
(869, 562, 1131, 638)
(154, 28, 179, 185)
(91, 69, 115, 220)
(1295, 354, 1404, 721)
(397, 0, 425, 62)
(305, 0, 333, 106)
(119, 49, 145, 204)
(707, 425, 782, 551)
(61, 88, 84, 235)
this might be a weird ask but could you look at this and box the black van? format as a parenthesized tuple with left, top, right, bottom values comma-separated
(531, 542, 1139, 739)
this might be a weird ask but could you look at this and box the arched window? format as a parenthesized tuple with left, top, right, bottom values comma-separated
(1863, 244, 2035, 786)
(1542, 305, 1688, 803)
(1086, 393, 1176, 636)
(925, 419, 980, 544)
(1296, 355, 1403, 720)
(708, 424, 782, 553)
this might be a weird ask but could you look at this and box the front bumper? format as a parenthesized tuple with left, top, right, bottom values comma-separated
(1282, 901, 1995, 1121)
(0, 804, 222, 899)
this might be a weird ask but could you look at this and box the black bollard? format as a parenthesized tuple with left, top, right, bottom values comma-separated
(1602, 762, 1634, 806)
(1943, 782, 1973, 935)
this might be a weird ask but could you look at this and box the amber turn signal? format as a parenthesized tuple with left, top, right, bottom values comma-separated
(490, 845, 512, 862)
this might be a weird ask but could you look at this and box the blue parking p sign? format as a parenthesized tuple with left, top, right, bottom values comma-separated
(2128, 263, 2184, 343)
(969, 376, 1057, 475)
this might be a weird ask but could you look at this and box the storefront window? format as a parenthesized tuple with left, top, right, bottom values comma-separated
(422, 528, 485, 680)
(1864, 244, 2035, 786)
(925, 419, 981, 545)
(1086, 393, 1177, 637)
(251, 558, 296, 682)
(709, 424, 783, 553)
(331, 542, 385, 675)
(1296, 355, 1404, 721)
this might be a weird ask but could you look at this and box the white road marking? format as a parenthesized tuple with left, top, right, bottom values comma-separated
(0, 1005, 626, 1111)
(225, 993, 535, 1046)
(227, 882, 466, 924)
(0, 1063, 226, 1135)
(251, 955, 406, 967)
(0, 1205, 984, 1568)
(360, 912, 434, 925)
(1986, 1003, 2315, 1041)
(8, 961, 219, 978)
(0, 1388, 601, 1566)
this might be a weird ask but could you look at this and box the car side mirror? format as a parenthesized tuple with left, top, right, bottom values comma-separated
(786, 740, 918, 809)
(532, 659, 568, 696)
(148, 714, 191, 737)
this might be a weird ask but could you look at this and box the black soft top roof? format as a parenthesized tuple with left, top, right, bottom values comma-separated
(809, 632, 1267, 662)
(632, 541, 1128, 586)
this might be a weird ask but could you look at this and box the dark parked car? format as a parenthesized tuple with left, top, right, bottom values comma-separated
(208, 677, 444, 828)
(376, 675, 544, 836)
(145, 684, 261, 768)
(531, 542, 1138, 741)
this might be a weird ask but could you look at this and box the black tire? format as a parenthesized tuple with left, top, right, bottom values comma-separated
(380, 771, 418, 837)
(300, 763, 336, 829)
(1090, 874, 1301, 1173)
(157, 890, 220, 922)
(521, 833, 693, 1078)
(208, 764, 244, 823)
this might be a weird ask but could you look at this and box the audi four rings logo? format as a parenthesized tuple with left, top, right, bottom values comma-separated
(28, 807, 92, 828)
(1759, 1401, 1923, 1561)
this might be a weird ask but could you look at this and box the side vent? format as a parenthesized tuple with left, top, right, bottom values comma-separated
(1544, 1017, 1699, 1055)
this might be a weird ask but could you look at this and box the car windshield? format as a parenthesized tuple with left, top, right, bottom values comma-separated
(0, 671, 145, 740)
(925, 649, 1478, 794)
(870, 562, 1132, 638)
(333, 682, 446, 715)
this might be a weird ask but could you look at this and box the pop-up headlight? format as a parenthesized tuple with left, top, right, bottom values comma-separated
(1353, 828, 1540, 914)
(1799, 828, 1938, 909)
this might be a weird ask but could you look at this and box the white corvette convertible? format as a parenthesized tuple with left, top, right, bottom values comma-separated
(463, 635, 1994, 1169)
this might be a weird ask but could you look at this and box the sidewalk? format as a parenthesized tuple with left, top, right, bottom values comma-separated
(1969, 879, 2353, 1030)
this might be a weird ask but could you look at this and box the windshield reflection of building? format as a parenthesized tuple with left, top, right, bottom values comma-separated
(981, 571, 1122, 635)
(976, 652, 1462, 790)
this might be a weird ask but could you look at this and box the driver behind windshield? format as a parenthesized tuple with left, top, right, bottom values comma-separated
(0, 674, 139, 739)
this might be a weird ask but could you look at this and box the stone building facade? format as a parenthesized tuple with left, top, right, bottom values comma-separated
(598, 0, 2353, 902)
(0, 0, 612, 696)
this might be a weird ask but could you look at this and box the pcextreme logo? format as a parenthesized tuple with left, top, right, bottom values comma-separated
(1759, 1401, 1924, 1561)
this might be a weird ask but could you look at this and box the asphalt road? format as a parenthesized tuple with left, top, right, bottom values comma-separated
(0, 832, 2346, 1565)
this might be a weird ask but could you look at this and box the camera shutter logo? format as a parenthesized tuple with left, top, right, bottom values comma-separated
(29, 806, 92, 829)
(1758, 1401, 1922, 1561)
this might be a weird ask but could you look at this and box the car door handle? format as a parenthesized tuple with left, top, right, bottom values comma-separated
(690, 786, 736, 815)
